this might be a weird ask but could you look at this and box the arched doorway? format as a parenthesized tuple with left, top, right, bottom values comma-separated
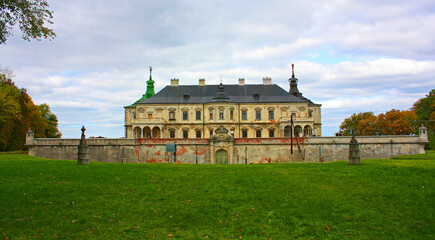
(304, 125, 312, 136)
(294, 125, 302, 137)
(152, 127, 160, 138)
(143, 127, 151, 138)
(215, 149, 228, 164)
(284, 125, 292, 137)
(133, 127, 142, 138)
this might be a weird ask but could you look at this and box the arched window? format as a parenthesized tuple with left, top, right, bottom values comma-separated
(143, 127, 151, 138)
(284, 125, 292, 137)
(294, 125, 302, 137)
(152, 127, 161, 138)
(304, 125, 312, 137)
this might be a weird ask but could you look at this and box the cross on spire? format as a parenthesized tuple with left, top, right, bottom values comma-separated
(291, 63, 295, 78)
(149, 66, 152, 76)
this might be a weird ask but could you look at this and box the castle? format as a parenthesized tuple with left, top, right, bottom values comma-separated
(25, 65, 428, 164)
(124, 65, 322, 139)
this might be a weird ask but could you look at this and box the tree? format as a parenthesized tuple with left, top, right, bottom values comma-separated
(412, 89, 435, 149)
(0, 73, 21, 149)
(0, 69, 61, 150)
(357, 109, 417, 135)
(0, 0, 56, 44)
(38, 103, 61, 138)
(356, 114, 378, 135)
(340, 109, 417, 136)
(339, 112, 374, 136)
(412, 89, 435, 129)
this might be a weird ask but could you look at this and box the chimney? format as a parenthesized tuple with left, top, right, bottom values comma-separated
(171, 78, 179, 87)
(238, 78, 245, 86)
(199, 78, 205, 86)
(263, 77, 271, 85)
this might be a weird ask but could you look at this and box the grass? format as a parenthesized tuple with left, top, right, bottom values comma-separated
(0, 152, 434, 239)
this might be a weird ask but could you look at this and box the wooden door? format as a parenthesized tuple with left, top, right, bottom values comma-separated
(216, 150, 228, 164)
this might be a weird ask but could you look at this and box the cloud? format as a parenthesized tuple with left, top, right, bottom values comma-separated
(233, 38, 323, 60)
(0, 0, 434, 137)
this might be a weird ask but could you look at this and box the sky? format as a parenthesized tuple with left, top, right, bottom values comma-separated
(1, 0, 434, 138)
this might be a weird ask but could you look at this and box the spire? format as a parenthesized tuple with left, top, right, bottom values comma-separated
(289, 63, 302, 97)
(291, 63, 295, 78)
(145, 66, 155, 99)
(132, 66, 156, 105)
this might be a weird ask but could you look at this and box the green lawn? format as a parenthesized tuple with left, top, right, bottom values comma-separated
(0, 152, 434, 239)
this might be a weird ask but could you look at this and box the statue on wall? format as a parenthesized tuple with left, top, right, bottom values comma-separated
(349, 132, 360, 165)
(77, 126, 90, 165)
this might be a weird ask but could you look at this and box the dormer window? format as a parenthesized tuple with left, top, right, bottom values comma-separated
(183, 94, 190, 102)
(253, 93, 260, 101)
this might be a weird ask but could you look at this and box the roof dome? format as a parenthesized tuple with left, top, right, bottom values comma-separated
(212, 83, 230, 102)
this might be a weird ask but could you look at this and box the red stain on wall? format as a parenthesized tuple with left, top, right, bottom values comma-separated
(145, 158, 164, 163)
(259, 158, 269, 163)
(155, 150, 161, 156)
(137, 138, 209, 144)
(234, 138, 306, 144)
(177, 146, 188, 155)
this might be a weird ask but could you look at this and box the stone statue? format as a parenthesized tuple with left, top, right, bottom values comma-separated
(77, 126, 90, 165)
(349, 133, 360, 165)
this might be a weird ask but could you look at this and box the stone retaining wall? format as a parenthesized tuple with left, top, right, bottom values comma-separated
(27, 130, 428, 164)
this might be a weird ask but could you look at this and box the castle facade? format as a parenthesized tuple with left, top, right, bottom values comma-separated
(124, 65, 321, 139)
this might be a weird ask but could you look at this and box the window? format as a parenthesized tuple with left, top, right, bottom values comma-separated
(219, 110, 224, 120)
(196, 111, 201, 120)
(284, 126, 291, 137)
(256, 130, 262, 138)
(183, 111, 188, 121)
(169, 111, 175, 120)
(269, 110, 274, 120)
(230, 110, 234, 120)
(269, 129, 274, 138)
(196, 130, 201, 138)
(210, 130, 213, 137)
(169, 130, 175, 138)
(183, 130, 188, 138)
(209, 111, 213, 120)
(183, 95, 190, 102)
(242, 110, 247, 120)
(309, 110, 313, 117)
(242, 130, 248, 138)
(148, 113, 152, 119)
(256, 110, 261, 120)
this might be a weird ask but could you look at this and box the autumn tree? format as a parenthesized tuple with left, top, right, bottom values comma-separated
(356, 114, 378, 135)
(0, 0, 56, 44)
(339, 112, 375, 136)
(0, 69, 61, 150)
(357, 109, 417, 135)
(340, 109, 417, 136)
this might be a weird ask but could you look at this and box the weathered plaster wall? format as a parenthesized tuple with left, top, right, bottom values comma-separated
(27, 135, 427, 164)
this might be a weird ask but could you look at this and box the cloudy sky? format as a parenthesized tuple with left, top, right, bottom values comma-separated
(1, 0, 434, 138)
